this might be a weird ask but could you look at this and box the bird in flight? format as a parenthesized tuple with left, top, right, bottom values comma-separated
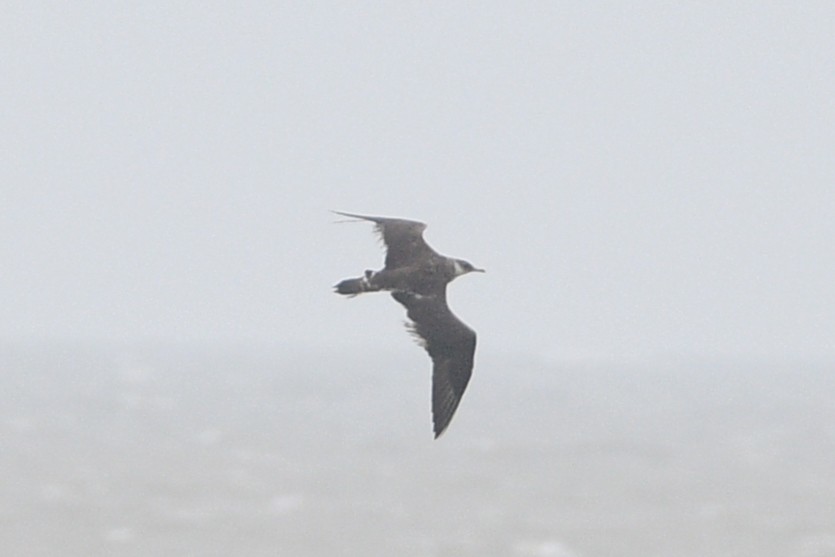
(333, 211, 484, 438)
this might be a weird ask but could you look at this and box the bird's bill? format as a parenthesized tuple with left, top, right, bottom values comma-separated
(473, 268, 486, 273)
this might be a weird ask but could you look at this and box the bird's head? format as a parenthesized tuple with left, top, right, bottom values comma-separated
(453, 259, 485, 278)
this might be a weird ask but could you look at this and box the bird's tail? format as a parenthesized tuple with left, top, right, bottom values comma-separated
(334, 271, 379, 297)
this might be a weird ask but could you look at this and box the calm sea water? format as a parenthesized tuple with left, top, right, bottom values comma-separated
(2, 343, 834, 556)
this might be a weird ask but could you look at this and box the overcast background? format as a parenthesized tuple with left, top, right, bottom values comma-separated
(4, 4, 835, 557)
(3, 2, 834, 363)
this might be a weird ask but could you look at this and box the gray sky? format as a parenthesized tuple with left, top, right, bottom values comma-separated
(2, 3, 834, 362)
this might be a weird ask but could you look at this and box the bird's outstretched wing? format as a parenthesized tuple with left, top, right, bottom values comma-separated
(391, 290, 476, 438)
(332, 211, 437, 269)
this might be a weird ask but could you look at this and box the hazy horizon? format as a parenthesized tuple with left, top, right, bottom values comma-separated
(3, 343, 834, 556)
(3, 4, 835, 555)
(3, 3, 835, 363)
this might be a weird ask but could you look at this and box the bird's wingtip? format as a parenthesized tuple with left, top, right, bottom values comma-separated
(433, 420, 450, 439)
(331, 210, 367, 223)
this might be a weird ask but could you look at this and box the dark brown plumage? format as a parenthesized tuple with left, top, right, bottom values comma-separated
(333, 211, 483, 438)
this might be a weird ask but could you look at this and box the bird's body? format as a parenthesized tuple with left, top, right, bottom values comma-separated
(333, 211, 483, 438)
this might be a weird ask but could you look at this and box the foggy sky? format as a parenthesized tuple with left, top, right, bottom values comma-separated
(3, 3, 834, 362)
